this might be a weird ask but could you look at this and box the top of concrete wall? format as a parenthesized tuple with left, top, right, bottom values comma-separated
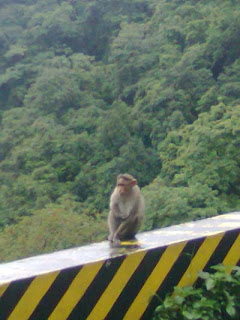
(0, 212, 240, 284)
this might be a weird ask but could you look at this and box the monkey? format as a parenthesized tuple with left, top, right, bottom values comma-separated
(108, 173, 144, 244)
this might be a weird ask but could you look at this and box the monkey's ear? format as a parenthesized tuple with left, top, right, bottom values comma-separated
(130, 179, 137, 186)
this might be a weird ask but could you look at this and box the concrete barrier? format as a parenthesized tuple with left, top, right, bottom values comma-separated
(0, 212, 240, 320)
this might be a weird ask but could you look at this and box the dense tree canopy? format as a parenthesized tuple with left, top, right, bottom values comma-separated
(0, 0, 240, 261)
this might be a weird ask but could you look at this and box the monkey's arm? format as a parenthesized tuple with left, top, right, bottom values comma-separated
(108, 207, 131, 242)
(113, 220, 129, 240)
(112, 212, 140, 242)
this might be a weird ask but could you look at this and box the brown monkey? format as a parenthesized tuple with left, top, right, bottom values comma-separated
(108, 174, 144, 244)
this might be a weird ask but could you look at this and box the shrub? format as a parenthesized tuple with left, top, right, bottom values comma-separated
(153, 265, 240, 320)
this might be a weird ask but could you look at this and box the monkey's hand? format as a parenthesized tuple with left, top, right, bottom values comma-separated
(108, 233, 121, 245)
(112, 235, 121, 245)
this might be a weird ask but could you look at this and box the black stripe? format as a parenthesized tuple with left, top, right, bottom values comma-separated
(68, 255, 125, 320)
(0, 277, 33, 320)
(141, 237, 205, 320)
(29, 265, 82, 320)
(105, 246, 167, 320)
(193, 230, 240, 289)
(203, 229, 240, 273)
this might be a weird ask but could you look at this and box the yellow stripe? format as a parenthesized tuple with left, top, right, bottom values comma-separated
(177, 233, 224, 288)
(223, 233, 240, 269)
(8, 271, 59, 320)
(49, 261, 104, 320)
(0, 283, 9, 297)
(123, 241, 187, 320)
(120, 241, 140, 246)
(87, 251, 146, 320)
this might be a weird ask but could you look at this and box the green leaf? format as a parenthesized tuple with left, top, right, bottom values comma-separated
(173, 295, 184, 305)
(226, 304, 236, 317)
(205, 278, 215, 290)
(182, 310, 201, 320)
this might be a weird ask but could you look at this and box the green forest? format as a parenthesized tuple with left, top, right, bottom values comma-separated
(0, 0, 240, 262)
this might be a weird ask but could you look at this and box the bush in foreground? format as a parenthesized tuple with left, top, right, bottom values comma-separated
(153, 265, 240, 320)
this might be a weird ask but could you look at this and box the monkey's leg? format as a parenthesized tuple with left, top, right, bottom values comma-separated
(113, 217, 139, 241)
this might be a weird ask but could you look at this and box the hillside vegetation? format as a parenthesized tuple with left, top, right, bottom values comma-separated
(0, 0, 240, 261)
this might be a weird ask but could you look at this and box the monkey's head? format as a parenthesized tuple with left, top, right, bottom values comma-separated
(117, 174, 137, 196)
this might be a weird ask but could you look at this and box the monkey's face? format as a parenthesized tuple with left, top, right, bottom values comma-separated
(117, 177, 136, 196)
(117, 183, 129, 195)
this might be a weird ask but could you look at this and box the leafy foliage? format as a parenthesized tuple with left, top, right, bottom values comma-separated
(0, 198, 107, 262)
(153, 265, 240, 320)
(0, 0, 240, 261)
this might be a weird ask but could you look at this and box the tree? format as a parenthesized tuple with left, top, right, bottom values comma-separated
(0, 198, 107, 262)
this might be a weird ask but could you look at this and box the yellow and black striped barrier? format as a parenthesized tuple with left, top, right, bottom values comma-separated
(0, 212, 240, 320)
